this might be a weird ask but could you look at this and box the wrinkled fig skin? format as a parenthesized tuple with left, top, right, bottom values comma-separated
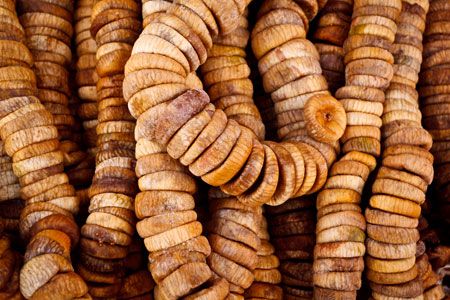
(0, 140, 23, 234)
(243, 206, 283, 300)
(0, 0, 88, 298)
(207, 188, 264, 298)
(265, 198, 316, 298)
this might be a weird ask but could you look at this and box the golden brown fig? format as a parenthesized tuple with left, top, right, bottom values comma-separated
(304, 94, 346, 144)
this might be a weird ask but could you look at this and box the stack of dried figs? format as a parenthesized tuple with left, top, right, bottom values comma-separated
(363, 1, 439, 299)
(0, 0, 446, 299)
(73, 0, 99, 202)
(78, 0, 142, 297)
(17, 0, 90, 193)
(421, 0, 450, 231)
(313, 0, 403, 297)
(0, 235, 23, 299)
(0, 0, 88, 298)
(266, 198, 316, 298)
(312, 0, 353, 93)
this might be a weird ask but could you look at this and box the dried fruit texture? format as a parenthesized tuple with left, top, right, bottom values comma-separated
(78, 236, 155, 298)
(314, 44, 345, 94)
(124, 0, 343, 213)
(77, 0, 141, 296)
(416, 217, 447, 299)
(362, 0, 446, 298)
(118, 269, 155, 299)
(122, 0, 255, 298)
(142, 0, 172, 27)
(118, 239, 155, 299)
(0, 0, 88, 297)
(244, 209, 283, 300)
(134, 140, 226, 299)
(420, 0, 450, 234)
(0, 235, 24, 299)
(17, 0, 90, 193)
(207, 189, 261, 298)
(132, 87, 337, 206)
(265, 198, 316, 299)
(251, 0, 346, 145)
(248, 0, 344, 203)
(200, 14, 265, 140)
(72, 0, 100, 201)
(0, 140, 23, 234)
(314, 0, 403, 297)
(255, 94, 278, 141)
(311, 0, 353, 92)
(123, 0, 343, 295)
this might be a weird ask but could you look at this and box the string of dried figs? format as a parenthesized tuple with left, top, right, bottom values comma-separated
(0, 140, 24, 234)
(75, 0, 99, 155)
(137, 1, 244, 299)
(73, 0, 100, 204)
(312, 0, 403, 297)
(251, 0, 346, 145)
(206, 188, 262, 299)
(143, 1, 210, 93)
(265, 198, 316, 299)
(123, 15, 348, 282)
(122, 0, 344, 291)
(200, 16, 282, 299)
(312, 0, 353, 93)
(132, 8, 245, 299)
(133, 139, 229, 299)
(246, 1, 350, 284)
(124, 2, 286, 299)
(244, 209, 283, 300)
(362, 1, 443, 299)
(16, 0, 90, 195)
(0, 235, 23, 299)
(200, 13, 265, 140)
(249, 0, 346, 204)
(0, 0, 89, 298)
(419, 0, 450, 233)
(77, 0, 142, 297)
